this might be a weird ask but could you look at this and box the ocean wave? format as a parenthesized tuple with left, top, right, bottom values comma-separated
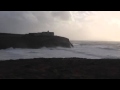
(0, 41, 120, 60)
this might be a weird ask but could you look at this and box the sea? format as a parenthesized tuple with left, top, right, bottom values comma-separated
(0, 40, 120, 60)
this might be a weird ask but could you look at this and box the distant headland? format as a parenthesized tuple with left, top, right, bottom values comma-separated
(0, 31, 73, 49)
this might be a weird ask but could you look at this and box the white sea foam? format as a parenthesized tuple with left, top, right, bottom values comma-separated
(0, 41, 120, 60)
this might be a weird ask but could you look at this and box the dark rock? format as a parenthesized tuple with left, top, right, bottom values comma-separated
(0, 32, 73, 49)
(0, 58, 120, 79)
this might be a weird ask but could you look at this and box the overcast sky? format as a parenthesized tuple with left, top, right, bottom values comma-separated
(1, 11, 120, 41)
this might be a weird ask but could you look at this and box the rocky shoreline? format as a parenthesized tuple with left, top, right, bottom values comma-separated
(0, 32, 73, 49)
(0, 58, 120, 79)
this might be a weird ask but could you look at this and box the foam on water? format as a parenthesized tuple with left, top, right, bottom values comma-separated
(0, 41, 120, 60)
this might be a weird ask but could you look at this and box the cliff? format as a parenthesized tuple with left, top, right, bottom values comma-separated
(0, 33, 73, 49)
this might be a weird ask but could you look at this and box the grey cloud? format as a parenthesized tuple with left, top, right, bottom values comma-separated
(51, 11, 71, 21)
(0, 11, 91, 40)
(0, 11, 72, 34)
(0, 11, 55, 33)
(73, 11, 95, 22)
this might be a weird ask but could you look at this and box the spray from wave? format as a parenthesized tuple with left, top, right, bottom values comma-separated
(0, 41, 120, 60)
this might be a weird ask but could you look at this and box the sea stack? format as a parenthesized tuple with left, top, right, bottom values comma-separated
(0, 31, 73, 49)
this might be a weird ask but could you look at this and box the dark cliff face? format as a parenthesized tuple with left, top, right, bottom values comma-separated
(0, 33, 73, 49)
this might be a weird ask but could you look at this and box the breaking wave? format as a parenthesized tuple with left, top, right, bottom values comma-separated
(0, 41, 120, 60)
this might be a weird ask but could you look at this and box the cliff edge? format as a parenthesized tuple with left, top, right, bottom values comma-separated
(0, 32, 73, 49)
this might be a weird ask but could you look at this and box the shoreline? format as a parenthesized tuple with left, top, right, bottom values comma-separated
(0, 58, 120, 79)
